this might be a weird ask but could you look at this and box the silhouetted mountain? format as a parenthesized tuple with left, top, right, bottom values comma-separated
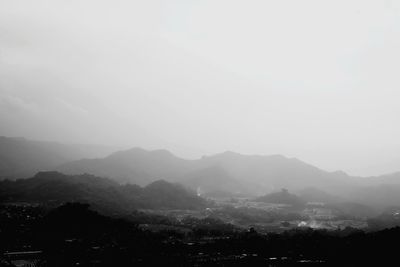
(4, 137, 400, 209)
(255, 189, 306, 207)
(200, 151, 355, 194)
(57, 148, 400, 209)
(0, 136, 116, 179)
(57, 148, 357, 195)
(0, 171, 207, 213)
(0, 171, 132, 214)
(58, 147, 199, 185)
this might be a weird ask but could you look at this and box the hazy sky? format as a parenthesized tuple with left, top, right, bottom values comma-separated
(1, 0, 400, 176)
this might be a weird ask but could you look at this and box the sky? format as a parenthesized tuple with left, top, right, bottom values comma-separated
(1, 0, 400, 176)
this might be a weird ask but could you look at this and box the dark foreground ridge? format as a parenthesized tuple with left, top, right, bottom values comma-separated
(0, 171, 207, 213)
(1, 202, 400, 266)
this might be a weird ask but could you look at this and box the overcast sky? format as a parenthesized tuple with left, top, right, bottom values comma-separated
(1, 0, 400, 176)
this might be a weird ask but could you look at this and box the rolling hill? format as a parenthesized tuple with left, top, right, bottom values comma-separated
(0, 171, 207, 213)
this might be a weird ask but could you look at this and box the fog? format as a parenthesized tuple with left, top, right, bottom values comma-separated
(1, 0, 400, 176)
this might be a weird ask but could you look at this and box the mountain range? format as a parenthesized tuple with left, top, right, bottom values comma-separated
(57, 147, 365, 197)
(2, 136, 400, 209)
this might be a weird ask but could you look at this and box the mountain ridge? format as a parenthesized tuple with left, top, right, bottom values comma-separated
(57, 146, 356, 195)
(0, 136, 117, 179)
(2, 136, 400, 206)
(0, 171, 207, 213)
